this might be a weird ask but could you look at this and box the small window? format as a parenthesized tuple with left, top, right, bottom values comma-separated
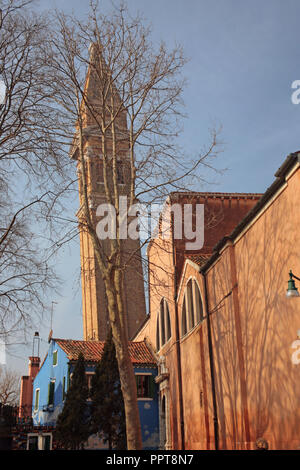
(68, 370, 72, 390)
(53, 350, 58, 366)
(28, 435, 39, 450)
(135, 375, 155, 399)
(48, 381, 55, 406)
(85, 372, 95, 391)
(62, 376, 66, 401)
(95, 160, 104, 185)
(117, 161, 125, 185)
(34, 389, 40, 411)
(43, 435, 51, 451)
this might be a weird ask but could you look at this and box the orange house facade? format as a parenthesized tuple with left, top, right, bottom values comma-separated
(134, 151, 300, 450)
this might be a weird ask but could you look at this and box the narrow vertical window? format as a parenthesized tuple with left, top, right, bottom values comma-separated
(181, 296, 187, 337)
(156, 314, 160, 352)
(62, 376, 66, 401)
(96, 160, 104, 184)
(159, 298, 171, 348)
(117, 161, 125, 184)
(187, 280, 195, 329)
(34, 389, 40, 411)
(160, 301, 166, 346)
(165, 301, 171, 341)
(48, 381, 55, 406)
(194, 280, 204, 323)
(53, 350, 58, 366)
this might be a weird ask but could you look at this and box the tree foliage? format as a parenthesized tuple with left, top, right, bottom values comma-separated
(55, 353, 90, 450)
(0, 0, 73, 342)
(0, 365, 19, 406)
(90, 330, 126, 450)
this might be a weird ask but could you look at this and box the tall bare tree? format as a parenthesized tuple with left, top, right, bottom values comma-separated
(43, 1, 221, 449)
(0, 0, 73, 342)
(0, 365, 20, 406)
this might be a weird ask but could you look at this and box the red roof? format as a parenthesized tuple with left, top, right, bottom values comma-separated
(185, 253, 211, 267)
(169, 191, 262, 200)
(54, 339, 156, 365)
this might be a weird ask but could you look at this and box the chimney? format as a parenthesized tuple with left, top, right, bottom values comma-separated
(18, 333, 41, 420)
(28, 356, 40, 380)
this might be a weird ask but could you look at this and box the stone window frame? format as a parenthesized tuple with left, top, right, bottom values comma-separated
(135, 372, 155, 400)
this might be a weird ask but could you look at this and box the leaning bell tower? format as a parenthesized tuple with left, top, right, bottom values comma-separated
(70, 44, 147, 341)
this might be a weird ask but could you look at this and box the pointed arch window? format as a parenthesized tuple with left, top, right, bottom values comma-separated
(156, 314, 160, 352)
(194, 280, 204, 323)
(181, 278, 204, 337)
(160, 300, 166, 346)
(187, 280, 195, 329)
(165, 302, 171, 342)
(156, 298, 172, 351)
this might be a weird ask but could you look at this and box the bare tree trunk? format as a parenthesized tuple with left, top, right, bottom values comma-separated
(114, 268, 142, 449)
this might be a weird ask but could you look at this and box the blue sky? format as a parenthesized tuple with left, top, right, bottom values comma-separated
(8, 0, 300, 374)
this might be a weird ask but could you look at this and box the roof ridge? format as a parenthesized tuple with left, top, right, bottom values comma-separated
(54, 338, 146, 344)
(169, 191, 263, 196)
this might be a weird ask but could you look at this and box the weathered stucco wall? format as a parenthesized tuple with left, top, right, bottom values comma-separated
(205, 164, 300, 449)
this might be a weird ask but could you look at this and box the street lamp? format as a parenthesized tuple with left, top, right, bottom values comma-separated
(286, 270, 300, 298)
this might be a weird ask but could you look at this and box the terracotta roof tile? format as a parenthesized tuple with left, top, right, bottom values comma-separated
(185, 253, 211, 267)
(54, 339, 156, 365)
(169, 191, 263, 202)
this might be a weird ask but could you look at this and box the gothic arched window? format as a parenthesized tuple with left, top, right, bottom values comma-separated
(160, 300, 166, 346)
(165, 302, 171, 342)
(194, 280, 204, 323)
(156, 298, 172, 351)
(187, 279, 195, 329)
(182, 279, 204, 337)
(156, 314, 160, 352)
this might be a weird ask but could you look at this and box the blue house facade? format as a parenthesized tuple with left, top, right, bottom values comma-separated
(31, 338, 159, 450)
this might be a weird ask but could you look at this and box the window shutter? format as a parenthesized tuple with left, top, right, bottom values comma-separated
(48, 381, 55, 406)
(135, 375, 140, 397)
(67, 368, 70, 390)
(149, 375, 155, 399)
(53, 350, 57, 366)
(62, 376, 66, 400)
(44, 435, 51, 450)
